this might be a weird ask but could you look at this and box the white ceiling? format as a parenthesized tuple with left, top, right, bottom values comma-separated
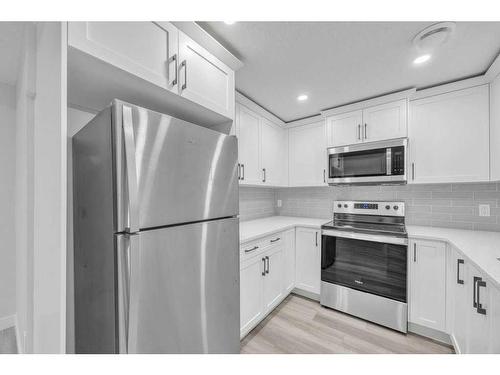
(198, 22, 500, 122)
(0, 22, 24, 85)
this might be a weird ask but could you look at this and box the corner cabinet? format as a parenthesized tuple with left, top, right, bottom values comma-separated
(288, 121, 327, 187)
(234, 102, 288, 187)
(408, 239, 446, 332)
(326, 99, 407, 147)
(409, 85, 490, 183)
(295, 227, 321, 295)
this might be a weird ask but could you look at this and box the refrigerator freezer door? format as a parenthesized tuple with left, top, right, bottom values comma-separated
(123, 217, 240, 353)
(113, 101, 239, 232)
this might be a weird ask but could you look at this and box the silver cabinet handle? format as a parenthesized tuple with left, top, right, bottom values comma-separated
(262, 168, 266, 183)
(270, 237, 280, 243)
(473, 276, 480, 308)
(357, 124, 361, 140)
(181, 60, 187, 90)
(315, 232, 318, 247)
(241, 164, 245, 180)
(413, 243, 417, 262)
(457, 259, 464, 285)
(169, 53, 178, 86)
(477, 279, 487, 315)
(244, 245, 259, 253)
(265, 256, 269, 274)
(262, 258, 266, 276)
(364, 123, 367, 139)
(237, 163, 241, 180)
(323, 169, 326, 183)
(412, 163, 415, 180)
(122, 105, 140, 233)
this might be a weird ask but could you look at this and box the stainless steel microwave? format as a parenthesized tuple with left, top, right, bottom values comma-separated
(327, 138, 408, 185)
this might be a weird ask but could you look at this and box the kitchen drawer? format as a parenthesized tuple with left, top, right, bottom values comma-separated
(240, 232, 284, 262)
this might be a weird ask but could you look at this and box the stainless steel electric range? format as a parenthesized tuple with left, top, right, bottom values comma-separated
(320, 201, 408, 332)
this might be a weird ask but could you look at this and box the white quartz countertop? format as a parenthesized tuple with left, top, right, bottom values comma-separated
(240, 216, 328, 243)
(239, 217, 500, 288)
(407, 225, 500, 288)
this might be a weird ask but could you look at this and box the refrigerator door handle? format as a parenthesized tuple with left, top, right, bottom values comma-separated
(122, 105, 140, 233)
(126, 234, 141, 353)
(117, 234, 131, 353)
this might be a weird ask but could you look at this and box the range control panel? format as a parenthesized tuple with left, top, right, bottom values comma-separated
(334, 201, 405, 217)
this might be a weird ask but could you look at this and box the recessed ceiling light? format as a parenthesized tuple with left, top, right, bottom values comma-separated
(413, 54, 431, 65)
(224, 21, 236, 25)
(297, 94, 308, 101)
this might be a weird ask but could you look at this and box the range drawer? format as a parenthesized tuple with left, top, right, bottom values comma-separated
(240, 232, 284, 262)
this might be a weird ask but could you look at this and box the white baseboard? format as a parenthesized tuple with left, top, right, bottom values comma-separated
(408, 322, 452, 347)
(292, 288, 320, 302)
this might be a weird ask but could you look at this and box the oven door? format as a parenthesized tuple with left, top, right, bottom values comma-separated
(321, 229, 407, 303)
(327, 138, 407, 185)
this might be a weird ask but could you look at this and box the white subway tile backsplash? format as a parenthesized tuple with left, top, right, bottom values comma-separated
(239, 183, 500, 231)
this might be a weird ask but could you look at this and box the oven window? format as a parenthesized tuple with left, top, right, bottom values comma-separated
(321, 235, 407, 302)
(330, 148, 387, 178)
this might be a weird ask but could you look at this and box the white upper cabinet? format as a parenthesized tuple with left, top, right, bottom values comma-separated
(288, 121, 327, 187)
(326, 99, 407, 147)
(362, 99, 407, 143)
(261, 119, 288, 186)
(236, 104, 262, 185)
(490, 74, 500, 181)
(69, 22, 177, 91)
(68, 22, 235, 120)
(409, 239, 446, 332)
(326, 110, 363, 147)
(409, 85, 490, 183)
(235, 102, 287, 187)
(178, 31, 235, 118)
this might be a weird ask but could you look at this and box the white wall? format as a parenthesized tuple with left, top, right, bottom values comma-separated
(32, 22, 67, 354)
(65, 107, 95, 353)
(0, 83, 17, 320)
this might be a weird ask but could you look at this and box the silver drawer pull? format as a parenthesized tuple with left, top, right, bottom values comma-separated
(270, 237, 280, 243)
(244, 246, 259, 253)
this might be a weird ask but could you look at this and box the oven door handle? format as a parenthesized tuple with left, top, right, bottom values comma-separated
(321, 229, 408, 246)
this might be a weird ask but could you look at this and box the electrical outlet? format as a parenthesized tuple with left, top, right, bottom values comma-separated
(479, 204, 490, 217)
(277, 199, 282, 208)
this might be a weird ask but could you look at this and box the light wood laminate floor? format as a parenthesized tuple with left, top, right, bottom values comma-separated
(240, 294, 454, 354)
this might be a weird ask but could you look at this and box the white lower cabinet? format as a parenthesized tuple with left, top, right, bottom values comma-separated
(263, 246, 284, 311)
(240, 255, 265, 336)
(239, 229, 298, 338)
(409, 239, 446, 332)
(295, 227, 321, 295)
(283, 229, 296, 294)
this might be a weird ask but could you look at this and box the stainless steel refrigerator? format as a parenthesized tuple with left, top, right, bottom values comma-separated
(72, 100, 240, 354)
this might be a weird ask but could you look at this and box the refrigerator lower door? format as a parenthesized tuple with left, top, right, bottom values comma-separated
(113, 100, 239, 232)
(118, 217, 240, 353)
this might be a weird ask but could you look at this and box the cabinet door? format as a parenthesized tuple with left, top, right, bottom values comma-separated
(288, 122, 327, 187)
(466, 264, 491, 353)
(68, 22, 176, 91)
(263, 246, 285, 312)
(283, 229, 296, 294)
(326, 110, 363, 147)
(178, 31, 235, 118)
(409, 239, 446, 331)
(240, 256, 264, 336)
(295, 228, 321, 295)
(490, 74, 500, 181)
(237, 104, 262, 185)
(489, 283, 500, 353)
(450, 248, 468, 353)
(362, 99, 407, 143)
(260, 119, 287, 186)
(409, 85, 489, 183)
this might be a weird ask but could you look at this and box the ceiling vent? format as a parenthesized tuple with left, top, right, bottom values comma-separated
(412, 22, 456, 52)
